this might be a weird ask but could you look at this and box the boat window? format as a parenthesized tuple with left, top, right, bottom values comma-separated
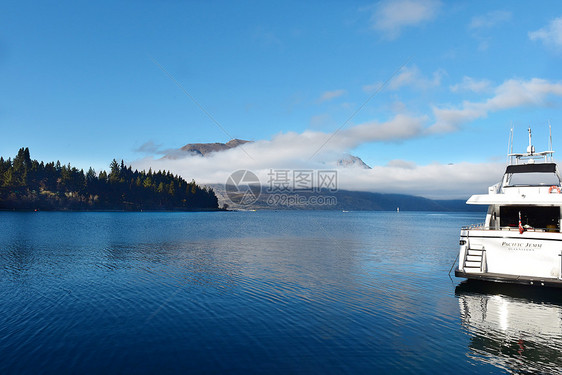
(508, 172, 560, 186)
(500, 206, 560, 230)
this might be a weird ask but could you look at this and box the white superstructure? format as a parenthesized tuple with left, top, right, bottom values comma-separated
(455, 128, 562, 287)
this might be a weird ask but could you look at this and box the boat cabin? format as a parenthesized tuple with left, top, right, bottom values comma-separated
(487, 205, 560, 231)
(468, 161, 562, 232)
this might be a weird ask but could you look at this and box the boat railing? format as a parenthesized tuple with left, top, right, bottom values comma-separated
(462, 223, 560, 233)
(498, 226, 559, 233)
(462, 223, 485, 230)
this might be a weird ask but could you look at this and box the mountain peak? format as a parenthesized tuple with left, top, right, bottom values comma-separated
(337, 154, 371, 169)
(178, 139, 251, 157)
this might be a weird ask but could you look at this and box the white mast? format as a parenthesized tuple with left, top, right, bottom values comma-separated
(527, 127, 535, 155)
(549, 121, 553, 161)
(508, 125, 514, 164)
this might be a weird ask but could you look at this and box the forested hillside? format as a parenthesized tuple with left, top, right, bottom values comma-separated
(0, 148, 219, 211)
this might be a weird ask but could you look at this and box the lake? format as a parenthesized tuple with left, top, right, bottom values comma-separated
(1, 211, 561, 374)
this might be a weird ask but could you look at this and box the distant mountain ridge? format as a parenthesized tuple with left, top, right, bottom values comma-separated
(212, 184, 482, 212)
(170, 139, 371, 169)
(337, 154, 371, 169)
(180, 139, 251, 156)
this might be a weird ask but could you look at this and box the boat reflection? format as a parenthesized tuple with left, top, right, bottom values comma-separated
(456, 280, 562, 373)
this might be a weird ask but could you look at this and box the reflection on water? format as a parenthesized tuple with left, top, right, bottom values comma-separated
(456, 281, 562, 373)
(1, 211, 535, 373)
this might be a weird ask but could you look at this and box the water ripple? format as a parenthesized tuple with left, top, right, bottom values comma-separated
(0, 211, 554, 373)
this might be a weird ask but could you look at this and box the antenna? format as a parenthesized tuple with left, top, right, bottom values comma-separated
(507, 127, 510, 163)
(527, 127, 535, 155)
(507, 125, 513, 164)
(549, 121, 553, 161)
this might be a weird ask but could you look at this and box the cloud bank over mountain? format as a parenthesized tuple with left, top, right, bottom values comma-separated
(132, 72, 562, 199)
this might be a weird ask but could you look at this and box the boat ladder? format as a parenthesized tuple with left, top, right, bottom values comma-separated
(463, 246, 486, 273)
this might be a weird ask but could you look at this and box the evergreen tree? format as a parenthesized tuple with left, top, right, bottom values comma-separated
(86, 168, 96, 183)
(109, 159, 120, 183)
(0, 148, 219, 211)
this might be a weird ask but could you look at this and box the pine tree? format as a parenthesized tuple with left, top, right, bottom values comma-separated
(0, 147, 219, 210)
(86, 168, 96, 183)
(109, 159, 120, 183)
(157, 182, 164, 193)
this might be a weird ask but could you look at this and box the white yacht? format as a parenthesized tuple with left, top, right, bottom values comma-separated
(455, 128, 562, 287)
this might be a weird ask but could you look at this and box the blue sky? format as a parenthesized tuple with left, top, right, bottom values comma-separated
(3, 1, 562, 197)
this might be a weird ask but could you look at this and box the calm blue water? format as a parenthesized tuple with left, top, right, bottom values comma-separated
(1, 211, 561, 374)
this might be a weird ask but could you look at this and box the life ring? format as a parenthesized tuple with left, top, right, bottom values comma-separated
(549, 185, 561, 194)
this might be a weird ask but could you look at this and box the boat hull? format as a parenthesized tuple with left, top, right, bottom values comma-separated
(456, 229, 562, 287)
(455, 269, 562, 287)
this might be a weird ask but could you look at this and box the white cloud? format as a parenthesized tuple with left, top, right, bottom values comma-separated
(131, 76, 562, 199)
(450, 76, 492, 93)
(132, 145, 503, 199)
(131, 114, 430, 193)
(529, 16, 562, 49)
(335, 161, 504, 199)
(129, 107, 506, 200)
(370, 0, 441, 40)
(317, 89, 347, 103)
(469, 10, 511, 30)
(364, 65, 444, 93)
(430, 78, 562, 133)
(386, 159, 416, 169)
(338, 114, 426, 146)
(388, 65, 444, 90)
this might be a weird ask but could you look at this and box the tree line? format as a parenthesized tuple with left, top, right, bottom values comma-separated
(0, 147, 219, 211)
